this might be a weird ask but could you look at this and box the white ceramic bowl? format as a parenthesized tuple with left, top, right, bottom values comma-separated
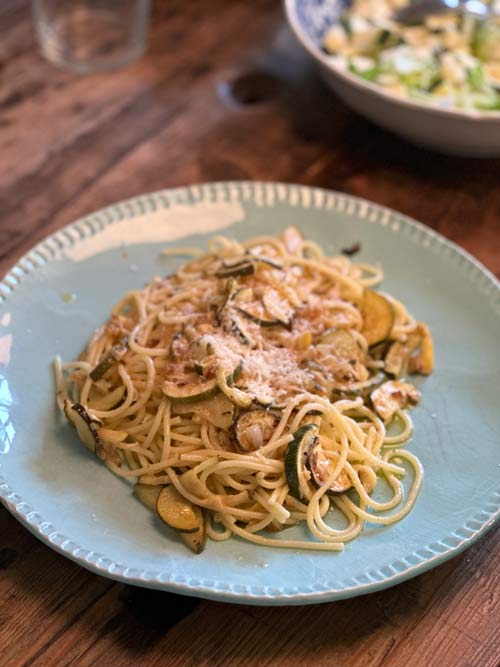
(284, 0, 500, 157)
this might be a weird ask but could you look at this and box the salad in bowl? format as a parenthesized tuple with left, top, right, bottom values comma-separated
(323, 0, 500, 111)
(285, 0, 500, 155)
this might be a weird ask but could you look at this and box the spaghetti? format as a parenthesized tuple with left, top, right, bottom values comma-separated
(55, 226, 434, 553)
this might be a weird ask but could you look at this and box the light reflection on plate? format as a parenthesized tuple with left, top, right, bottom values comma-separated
(0, 375, 14, 455)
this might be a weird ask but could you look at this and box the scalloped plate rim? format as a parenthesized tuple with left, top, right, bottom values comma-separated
(0, 181, 499, 606)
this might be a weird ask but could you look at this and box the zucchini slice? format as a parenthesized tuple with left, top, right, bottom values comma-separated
(385, 334, 420, 377)
(161, 378, 219, 404)
(220, 303, 254, 345)
(180, 529, 207, 555)
(227, 360, 243, 386)
(360, 289, 394, 346)
(320, 328, 365, 362)
(230, 312, 254, 345)
(238, 289, 292, 329)
(307, 440, 352, 494)
(216, 256, 282, 279)
(174, 394, 236, 430)
(252, 256, 283, 270)
(167, 360, 244, 408)
(63, 400, 102, 454)
(215, 260, 255, 278)
(232, 410, 279, 452)
(284, 424, 317, 500)
(133, 483, 162, 511)
(89, 336, 128, 381)
(262, 289, 293, 327)
(157, 485, 206, 554)
(237, 304, 282, 327)
(217, 279, 255, 345)
(369, 340, 391, 361)
(216, 366, 253, 408)
(331, 371, 385, 402)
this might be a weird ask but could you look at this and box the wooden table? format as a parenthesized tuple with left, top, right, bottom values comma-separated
(1, 1, 499, 665)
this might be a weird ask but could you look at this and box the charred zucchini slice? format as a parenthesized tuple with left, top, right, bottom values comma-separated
(233, 410, 279, 452)
(360, 289, 394, 346)
(133, 483, 162, 511)
(307, 440, 352, 494)
(89, 336, 128, 381)
(284, 424, 317, 500)
(157, 485, 206, 554)
(63, 400, 102, 454)
(217, 279, 255, 345)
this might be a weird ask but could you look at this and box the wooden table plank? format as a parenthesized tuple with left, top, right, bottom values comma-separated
(1, 499, 498, 667)
(0, 1, 499, 666)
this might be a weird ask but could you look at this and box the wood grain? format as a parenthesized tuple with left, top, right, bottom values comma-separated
(0, 1, 499, 666)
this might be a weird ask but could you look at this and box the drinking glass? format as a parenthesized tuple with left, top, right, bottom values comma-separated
(32, 0, 151, 73)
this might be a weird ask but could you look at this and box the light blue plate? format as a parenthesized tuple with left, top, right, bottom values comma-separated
(1, 182, 499, 606)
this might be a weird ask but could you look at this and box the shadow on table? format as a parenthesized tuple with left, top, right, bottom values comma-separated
(3, 496, 495, 667)
(68, 546, 477, 665)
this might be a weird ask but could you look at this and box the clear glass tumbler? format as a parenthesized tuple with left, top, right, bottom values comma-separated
(32, 0, 151, 73)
